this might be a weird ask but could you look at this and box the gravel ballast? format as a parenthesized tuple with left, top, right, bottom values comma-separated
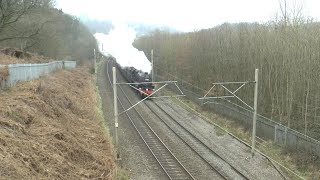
(98, 60, 285, 179)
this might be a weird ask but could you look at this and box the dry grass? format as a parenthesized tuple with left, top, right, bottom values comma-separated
(0, 66, 9, 82)
(0, 66, 115, 179)
(0, 48, 50, 65)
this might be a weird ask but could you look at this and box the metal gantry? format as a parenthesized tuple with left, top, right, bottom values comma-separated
(112, 67, 185, 159)
(199, 69, 259, 156)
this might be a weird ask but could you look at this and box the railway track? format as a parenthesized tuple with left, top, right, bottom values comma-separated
(106, 61, 195, 180)
(144, 99, 251, 180)
(106, 60, 253, 179)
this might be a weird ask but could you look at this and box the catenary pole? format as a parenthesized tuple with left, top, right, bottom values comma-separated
(113, 67, 119, 159)
(251, 68, 259, 156)
(151, 49, 154, 81)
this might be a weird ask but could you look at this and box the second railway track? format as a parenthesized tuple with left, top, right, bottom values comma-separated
(144, 99, 252, 180)
(107, 61, 195, 180)
(106, 59, 254, 179)
(101, 58, 288, 180)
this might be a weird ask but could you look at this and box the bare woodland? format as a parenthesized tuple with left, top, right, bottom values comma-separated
(134, 2, 320, 140)
(0, 0, 96, 61)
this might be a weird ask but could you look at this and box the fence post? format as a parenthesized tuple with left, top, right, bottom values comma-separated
(24, 64, 27, 81)
(8, 65, 12, 86)
(29, 64, 32, 80)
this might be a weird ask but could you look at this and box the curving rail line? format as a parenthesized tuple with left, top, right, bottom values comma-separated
(106, 60, 195, 180)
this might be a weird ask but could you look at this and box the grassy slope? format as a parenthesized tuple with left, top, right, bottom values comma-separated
(0, 66, 115, 179)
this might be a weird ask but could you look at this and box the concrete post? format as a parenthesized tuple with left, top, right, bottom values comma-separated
(113, 67, 119, 159)
(251, 68, 259, 156)
(151, 49, 154, 82)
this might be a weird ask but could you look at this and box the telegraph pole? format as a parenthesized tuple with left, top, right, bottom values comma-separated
(251, 68, 259, 156)
(113, 67, 119, 159)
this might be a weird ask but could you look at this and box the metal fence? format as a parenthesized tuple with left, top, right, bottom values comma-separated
(0, 61, 76, 87)
(156, 72, 320, 158)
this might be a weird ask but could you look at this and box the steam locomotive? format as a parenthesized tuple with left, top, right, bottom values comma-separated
(119, 66, 154, 98)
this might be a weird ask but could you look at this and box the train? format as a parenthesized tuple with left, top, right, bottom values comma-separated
(118, 65, 155, 99)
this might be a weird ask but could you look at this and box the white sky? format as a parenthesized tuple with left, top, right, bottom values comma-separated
(55, 0, 320, 32)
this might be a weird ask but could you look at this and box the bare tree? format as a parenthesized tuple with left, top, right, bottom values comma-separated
(0, 0, 54, 42)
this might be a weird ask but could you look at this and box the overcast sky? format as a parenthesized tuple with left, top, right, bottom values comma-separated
(55, 0, 320, 31)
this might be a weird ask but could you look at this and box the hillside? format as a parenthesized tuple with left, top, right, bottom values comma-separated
(134, 22, 320, 178)
(0, 48, 50, 65)
(0, 63, 115, 179)
(81, 17, 177, 36)
(0, 1, 96, 63)
(134, 22, 320, 140)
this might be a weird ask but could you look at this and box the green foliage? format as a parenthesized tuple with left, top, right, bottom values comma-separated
(134, 22, 320, 140)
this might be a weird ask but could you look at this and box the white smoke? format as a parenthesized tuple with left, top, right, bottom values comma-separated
(94, 23, 151, 73)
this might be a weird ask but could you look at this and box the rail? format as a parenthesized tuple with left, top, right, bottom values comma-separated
(106, 60, 195, 180)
